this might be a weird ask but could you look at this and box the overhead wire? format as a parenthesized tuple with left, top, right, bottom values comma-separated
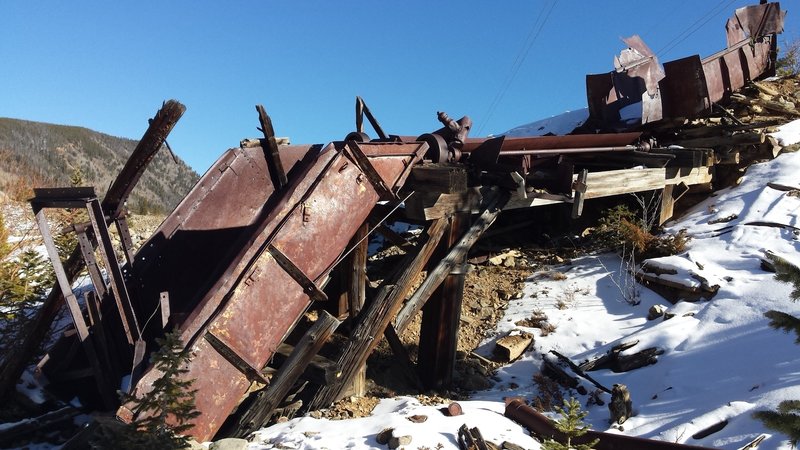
(654, 0, 739, 59)
(476, 0, 558, 136)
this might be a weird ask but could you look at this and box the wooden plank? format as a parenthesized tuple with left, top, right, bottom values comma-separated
(395, 190, 509, 332)
(234, 311, 341, 437)
(659, 184, 675, 225)
(113, 216, 136, 266)
(256, 104, 288, 189)
(308, 218, 449, 410)
(32, 207, 116, 409)
(86, 198, 140, 345)
(347, 223, 368, 396)
(665, 166, 713, 186)
(583, 168, 666, 199)
(571, 169, 588, 219)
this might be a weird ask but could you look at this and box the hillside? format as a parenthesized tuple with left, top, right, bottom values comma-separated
(0, 117, 199, 214)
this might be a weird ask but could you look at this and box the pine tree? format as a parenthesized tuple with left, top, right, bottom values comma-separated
(753, 401, 800, 448)
(542, 397, 599, 450)
(95, 331, 200, 449)
(764, 310, 800, 343)
(755, 253, 800, 447)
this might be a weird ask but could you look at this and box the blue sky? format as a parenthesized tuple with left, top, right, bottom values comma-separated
(2, 1, 797, 172)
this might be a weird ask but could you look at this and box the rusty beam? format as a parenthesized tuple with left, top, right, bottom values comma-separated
(505, 399, 714, 450)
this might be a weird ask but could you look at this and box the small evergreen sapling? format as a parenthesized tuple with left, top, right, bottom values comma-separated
(754, 253, 800, 447)
(92, 331, 199, 449)
(542, 397, 599, 450)
(130, 331, 200, 443)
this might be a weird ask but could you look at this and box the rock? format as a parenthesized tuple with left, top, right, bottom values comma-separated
(647, 304, 667, 321)
(503, 256, 516, 267)
(376, 428, 394, 445)
(388, 435, 412, 449)
(407, 414, 427, 423)
(209, 438, 248, 450)
(663, 311, 677, 320)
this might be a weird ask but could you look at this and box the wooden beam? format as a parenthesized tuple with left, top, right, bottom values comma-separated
(347, 222, 368, 397)
(406, 163, 468, 194)
(418, 212, 470, 389)
(395, 189, 509, 333)
(308, 218, 449, 410)
(256, 104, 288, 189)
(234, 311, 341, 437)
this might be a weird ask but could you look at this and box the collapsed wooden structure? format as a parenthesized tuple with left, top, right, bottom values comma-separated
(0, 2, 792, 445)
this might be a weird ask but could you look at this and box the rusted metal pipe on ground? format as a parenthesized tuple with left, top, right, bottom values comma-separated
(504, 399, 713, 450)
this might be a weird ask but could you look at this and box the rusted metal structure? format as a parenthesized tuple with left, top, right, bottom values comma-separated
(587, 2, 785, 128)
(9, 1, 789, 444)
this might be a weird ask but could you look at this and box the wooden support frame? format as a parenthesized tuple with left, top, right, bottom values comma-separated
(31, 204, 116, 409)
(308, 218, 449, 410)
(86, 198, 141, 345)
(346, 222, 369, 396)
(395, 189, 509, 332)
(0, 100, 185, 401)
(406, 166, 715, 221)
(233, 311, 341, 437)
(418, 211, 470, 389)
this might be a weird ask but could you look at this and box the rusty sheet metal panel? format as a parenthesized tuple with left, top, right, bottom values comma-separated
(120, 141, 426, 441)
(591, 2, 784, 124)
(660, 2, 784, 118)
(585, 35, 664, 127)
(127, 145, 316, 329)
(661, 56, 710, 118)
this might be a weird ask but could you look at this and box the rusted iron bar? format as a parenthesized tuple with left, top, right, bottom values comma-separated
(356, 96, 389, 140)
(418, 211, 470, 389)
(395, 189, 509, 333)
(505, 399, 713, 450)
(308, 218, 449, 411)
(256, 104, 288, 189)
(0, 100, 185, 401)
(233, 310, 341, 437)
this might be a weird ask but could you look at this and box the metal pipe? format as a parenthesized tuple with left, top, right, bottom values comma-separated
(504, 399, 714, 450)
(469, 145, 639, 156)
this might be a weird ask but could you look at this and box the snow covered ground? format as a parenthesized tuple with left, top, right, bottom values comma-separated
(250, 123, 800, 449)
